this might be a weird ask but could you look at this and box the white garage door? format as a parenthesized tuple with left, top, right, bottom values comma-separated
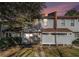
(42, 34, 55, 44)
(41, 32, 73, 45)
(56, 35, 67, 44)
(42, 35, 68, 44)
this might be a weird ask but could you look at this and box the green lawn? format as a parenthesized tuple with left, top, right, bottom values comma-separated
(0, 46, 79, 57)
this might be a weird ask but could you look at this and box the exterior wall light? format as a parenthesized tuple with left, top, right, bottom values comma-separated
(43, 19, 48, 26)
(25, 34, 30, 39)
(29, 34, 33, 37)
(25, 33, 33, 38)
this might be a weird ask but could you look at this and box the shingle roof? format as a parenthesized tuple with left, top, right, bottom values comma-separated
(42, 28, 72, 32)
(44, 16, 79, 19)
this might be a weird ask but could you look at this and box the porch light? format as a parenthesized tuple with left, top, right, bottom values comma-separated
(29, 34, 33, 37)
(25, 34, 30, 39)
(25, 34, 33, 38)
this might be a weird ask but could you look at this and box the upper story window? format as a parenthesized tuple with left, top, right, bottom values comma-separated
(75, 33, 79, 37)
(61, 20, 65, 26)
(51, 33, 67, 35)
(78, 19, 79, 22)
(71, 20, 75, 26)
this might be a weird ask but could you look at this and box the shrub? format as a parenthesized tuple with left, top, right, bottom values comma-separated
(6, 37, 16, 46)
(13, 37, 22, 45)
(0, 38, 9, 50)
(72, 38, 79, 44)
(0, 37, 22, 50)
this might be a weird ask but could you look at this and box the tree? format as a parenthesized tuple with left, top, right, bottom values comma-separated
(0, 2, 46, 39)
(0, 2, 46, 26)
(65, 8, 79, 16)
(0, 3, 46, 29)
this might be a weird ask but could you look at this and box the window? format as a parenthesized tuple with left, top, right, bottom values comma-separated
(51, 33, 67, 35)
(75, 33, 79, 37)
(42, 33, 67, 35)
(78, 19, 79, 22)
(71, 20, 75, 26)
(6, 33, 8, 37)
(61, 20, 65, 26)
(9, 33, 11, 37)
(42, 33, 49, 35)
(70, 33, 72, 35)
(6, 33, 11, 37)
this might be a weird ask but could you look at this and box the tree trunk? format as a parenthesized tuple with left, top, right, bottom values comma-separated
(0, 24, 1, 39)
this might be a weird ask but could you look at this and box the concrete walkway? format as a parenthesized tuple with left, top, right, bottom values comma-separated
(34, 46, 45, 57)
(39, 47, 45, 57)
(34, 48, 39, 57)
(40, 51, 45, 57)
(34, 52, 39, 57)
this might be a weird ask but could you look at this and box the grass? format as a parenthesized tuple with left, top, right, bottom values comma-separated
(27, 51, 34, 57)
(62, 47, 79, 57)
(21, 49, 33, 57)
(44, 47, 60, 57)
(0, 46, 79, 57)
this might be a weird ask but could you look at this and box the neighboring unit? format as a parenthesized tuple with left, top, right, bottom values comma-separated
(40, 12, 79, 45)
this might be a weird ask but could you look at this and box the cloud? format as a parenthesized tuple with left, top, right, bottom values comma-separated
(42, 3, 79, 16)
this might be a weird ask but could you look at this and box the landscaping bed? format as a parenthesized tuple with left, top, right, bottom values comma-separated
(0, 46, 21, 57)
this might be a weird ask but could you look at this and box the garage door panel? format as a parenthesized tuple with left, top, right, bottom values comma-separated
(57, 35, 67, 44)
(42, 35, 55, 44)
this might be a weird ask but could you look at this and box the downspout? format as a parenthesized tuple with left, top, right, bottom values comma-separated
(53, 11, 57, 46)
